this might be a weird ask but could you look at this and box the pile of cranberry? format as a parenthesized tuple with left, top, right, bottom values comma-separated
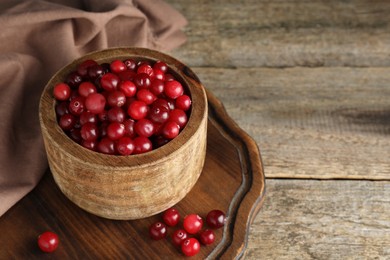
(150, 208, 226, 257)
(53, 58, 192, 155)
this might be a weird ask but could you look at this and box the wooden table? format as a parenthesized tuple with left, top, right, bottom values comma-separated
(166, 0, 390, 259)
(1, 1, 389, 259)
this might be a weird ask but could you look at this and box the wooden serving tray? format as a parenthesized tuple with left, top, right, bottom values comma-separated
(0, 90, 265, 259)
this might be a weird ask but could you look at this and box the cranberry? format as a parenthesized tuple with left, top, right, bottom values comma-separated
(118, 70, 136, 81)
(137, 64, 154, 77)
(97, 137, 116, 154)
(136, 89, 156, 105)
(69, 96, 85, 116)
(152, 98, 170, 111)
(59, 114, 76, 131)
(127, 100, 148, 120)
(175, 95, 192, 111)
(164, 73, 175, 82)
(87, 64, 105, 80)
(69, 128, 82, 143)
(153, 69, 165, 81)
(169, 109, 188, 128)
(77, 59, 98, 78)
(107, 122, 125, 140)
(53, 83, 71, 101)
(116, 136, 135, 155)
(153, 61, 168, 73)
(107, 107, 126, 123)
(134, 118, 155, 138)
(82, 139, 98, 151)
(123, 118, 136, 138)
(148, 104, 169, 124)
(206, 210, 226, 229)
(183, 214, 203, 234)
(134, 73, 151, 89)
(85, 93, 106, 114)
(162, 208, 180, 227)
(107, 90, 126, 107)
(37, 231, 59, 253)
(172, 229, 188, 247)
(55, 101, 69, 117)
(110, 59, 127, 74)
(164, 80, 184, 99)
(119, 81, 137, 97)
(149, 222, 167, 240)
(65, 71, 83, 88)
(79, 111, 97, 125)
(181, 238, 200, 257)
(161, 121, 180, 139)
(80, 122, 99, 141)
(123, 59, 137, 71)
(133, 136, 152, 154)
(78, 82, 97, 97)
(199, 229, 216, 245)
(150, 79, 165, 96)
(100, 73, 120, 92)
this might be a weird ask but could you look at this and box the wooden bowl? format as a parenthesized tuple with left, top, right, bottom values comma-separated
(39, 47, 208, 220)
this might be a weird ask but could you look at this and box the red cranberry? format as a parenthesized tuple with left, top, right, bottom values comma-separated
(164, 80, 184, 99)
(97, 137, 116, 155)
(161, 121, 180, 139)
(53, 83, 71, 101)
(127, 100, 148, 120)
(116, 136, 135, 155)
(206, 209, 226, 229)
(123, 119, 136, 138)
(150, 79, 165, 96)
(80, 122, 99, 141)
(107, 90, 126, 107)
(153, 61, 168, 73)
(199, 229, 216, 245)
(77, 59, 98, 78)
(107, 107, 126, 123)
(169, 109, 188, 128)
(55, 101, 69, 117)
(100, 73, 120, 92)
(172, 229, 188, 247)
(65, 71, 83, 88)
(107, 122, 125, 140)
(183, 214, 203, 234)
(87, 64, 105, 80)
(69, 96, 85, 116)
(134, 118, 155, 138)
(37, 231, 59, 253)
(137, 64, 154, 77)
(153, 69, 165, 81)
(110, 59, 127, 74)
(59, 114, 76, 131)
(149, 222, 167, 240)
(148, 104, 169, 124)
(181, 238, 200, 257)
(162, 208, 180, 227)
(123, 59, 137, 71)
(133, 136, 152, 154)
(85, 93, 106, 114)
(136, 89, 156, 105)
(175, 95, 192, 111)
(78, 82, 97, 97)
(119, 81, 137, 97)
(81, 140, 98, 151)
(79, 111, 97, 125)
(134, 73, 151, 89)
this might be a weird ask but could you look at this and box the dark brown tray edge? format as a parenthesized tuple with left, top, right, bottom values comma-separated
(205, 89, 266, 259)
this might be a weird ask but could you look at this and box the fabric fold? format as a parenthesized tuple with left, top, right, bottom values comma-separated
(0, 0, 187, 217)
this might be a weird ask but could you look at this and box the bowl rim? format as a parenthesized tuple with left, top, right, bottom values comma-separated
(39, 47, 208, 169)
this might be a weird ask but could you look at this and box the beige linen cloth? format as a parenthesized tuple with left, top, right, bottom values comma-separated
(0, 0, 187, 217)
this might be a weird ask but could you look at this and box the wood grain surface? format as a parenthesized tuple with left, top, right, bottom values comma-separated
(164, 0, 390, 259)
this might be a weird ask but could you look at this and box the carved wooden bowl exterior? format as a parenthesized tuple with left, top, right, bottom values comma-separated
(39, 48, 208, 220)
